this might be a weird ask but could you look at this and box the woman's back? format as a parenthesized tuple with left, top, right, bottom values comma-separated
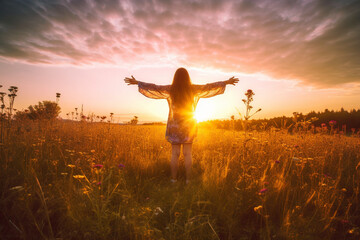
(124, 68, 239, 183)
(137, 80, 228, 144)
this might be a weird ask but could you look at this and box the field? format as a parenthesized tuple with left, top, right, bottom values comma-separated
(1, 120, 360, 239)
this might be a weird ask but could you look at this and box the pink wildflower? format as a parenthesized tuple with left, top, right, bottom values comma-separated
(341, 220, 349, 224)
(329, 120, 337, 126)
(323, 173, 333, 179)
(93, 164, 103, 169)
(259, 188, 268, 194)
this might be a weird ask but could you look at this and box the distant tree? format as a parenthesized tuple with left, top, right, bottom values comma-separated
(130, 116, 138, 125)
(15, 101, 61, 120)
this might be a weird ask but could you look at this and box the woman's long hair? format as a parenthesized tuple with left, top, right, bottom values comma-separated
(170, 68, 194, 109)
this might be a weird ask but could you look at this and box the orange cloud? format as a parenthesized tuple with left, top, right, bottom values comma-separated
(0, 0, 359, 87)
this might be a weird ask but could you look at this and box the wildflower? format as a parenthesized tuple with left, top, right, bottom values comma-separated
(275, 160, 280, 164)
(245, 89, 254, 96)
(154, 207, 164, 215)
(254, 205, 263, 214)
(67, 164, 76, 168)
(348, 228, 359, 234)
(90, 150, 96, 153)
(10, 186, 24, 191)
(118, 164, 125, 169)
(311, 117, 318, 122)
(329, 120, 337, 126)
(341, 188, 347, 193)
(96, 182, 101, 186)
(323, 173, 333, 179)
(259, 188, 268, 194)
(93, 164, 103, 169)
(61, 172, 68, 176)
(73, 175, 85, 179)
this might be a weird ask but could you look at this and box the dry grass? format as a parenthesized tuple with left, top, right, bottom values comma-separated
(1, 120, 360, 239)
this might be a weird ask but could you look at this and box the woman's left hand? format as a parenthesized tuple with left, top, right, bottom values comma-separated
(226, 76, 239, 85)
(124, 75, 139, 85)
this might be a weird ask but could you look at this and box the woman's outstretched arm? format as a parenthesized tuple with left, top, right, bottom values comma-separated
(225, 76, 239, 86)
(124, 75, 139, 85)
(193, 76, 239, 98)
(124, 75, 171, 99)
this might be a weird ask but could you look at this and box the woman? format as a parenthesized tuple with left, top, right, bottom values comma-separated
(124, 68, 238, 183)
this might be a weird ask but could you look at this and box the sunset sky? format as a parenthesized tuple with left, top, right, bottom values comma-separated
(0, 0, 359, 122)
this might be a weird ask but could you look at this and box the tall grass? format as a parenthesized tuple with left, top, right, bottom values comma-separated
(1, 120, 359, 239)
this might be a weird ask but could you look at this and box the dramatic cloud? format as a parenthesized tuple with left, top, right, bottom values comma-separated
(0, 0, 359, 86)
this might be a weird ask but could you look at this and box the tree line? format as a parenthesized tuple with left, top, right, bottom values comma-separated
(200, 108, 360, 134)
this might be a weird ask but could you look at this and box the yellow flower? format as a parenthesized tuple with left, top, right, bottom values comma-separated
(82, 188, 89, 194)
(254, 205, 263, 215)
(67, 164, 76, 168)
(73, 175, 85, 179)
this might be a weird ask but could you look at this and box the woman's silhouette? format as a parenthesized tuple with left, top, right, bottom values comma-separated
(125, 68, 238, 184)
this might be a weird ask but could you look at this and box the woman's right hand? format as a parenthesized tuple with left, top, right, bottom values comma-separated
(225, 76, 239, 85)
(124, 75, 139, 85)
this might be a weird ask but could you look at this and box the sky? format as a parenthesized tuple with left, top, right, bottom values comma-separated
(0, 0, 359, 122)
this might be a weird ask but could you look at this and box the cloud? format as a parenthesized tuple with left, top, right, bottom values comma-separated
(0, 0, 359, 86)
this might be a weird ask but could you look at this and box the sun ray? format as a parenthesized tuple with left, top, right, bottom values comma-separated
(195, 101, 215, 122)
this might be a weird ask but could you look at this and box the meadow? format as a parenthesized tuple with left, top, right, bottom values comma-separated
(1, 120, 360, 239)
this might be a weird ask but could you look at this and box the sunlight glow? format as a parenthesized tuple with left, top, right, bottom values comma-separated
(195, 102, 215, 122)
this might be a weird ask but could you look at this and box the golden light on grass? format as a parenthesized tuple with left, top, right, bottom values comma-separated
(2, 117, 360, 239)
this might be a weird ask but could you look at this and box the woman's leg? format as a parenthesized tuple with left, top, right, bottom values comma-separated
(171, 144, 181, 181)
(183, 143, 192, 182)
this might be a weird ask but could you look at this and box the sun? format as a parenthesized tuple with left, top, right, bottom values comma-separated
(194, 101, 215, 122)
